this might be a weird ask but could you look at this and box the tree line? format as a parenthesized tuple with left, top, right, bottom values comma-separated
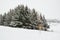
(0, 5, 49, 31)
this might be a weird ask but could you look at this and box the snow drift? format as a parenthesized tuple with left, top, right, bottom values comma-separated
(0, 26, 60, 40)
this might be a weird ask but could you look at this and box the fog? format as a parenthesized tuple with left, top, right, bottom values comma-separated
(0, 0, 60, 19)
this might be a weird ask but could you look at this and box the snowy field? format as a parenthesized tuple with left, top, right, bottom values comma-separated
(0, 23, 60, 40)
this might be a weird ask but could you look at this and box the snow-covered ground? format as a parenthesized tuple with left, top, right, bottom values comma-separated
(48, 22, 60, 33)
(0, 23, 60, 40)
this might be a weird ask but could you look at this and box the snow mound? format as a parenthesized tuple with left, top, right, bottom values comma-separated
(0, 26, 60, 40)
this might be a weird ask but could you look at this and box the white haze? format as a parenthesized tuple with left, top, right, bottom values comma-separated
(0, 0, 60, 19)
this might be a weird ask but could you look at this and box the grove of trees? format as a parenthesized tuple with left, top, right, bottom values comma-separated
(0, 5, 49, 31)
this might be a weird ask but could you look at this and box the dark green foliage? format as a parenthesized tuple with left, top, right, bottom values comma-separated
(0, 14, 3, 25)
(0, 5, 49, 31)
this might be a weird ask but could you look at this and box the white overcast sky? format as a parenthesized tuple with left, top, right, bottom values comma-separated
(0, 0, 60, 19)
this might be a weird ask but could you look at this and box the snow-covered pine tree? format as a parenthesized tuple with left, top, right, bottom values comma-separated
(0, 14, 3, 25)
(0, 5, 49, 31)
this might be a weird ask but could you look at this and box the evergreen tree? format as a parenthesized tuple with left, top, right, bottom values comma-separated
(0, 5, 49, 31)
(3, 13, 6, 22)
(42, 15, 49, 29)
(0, 14, 3, 25)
